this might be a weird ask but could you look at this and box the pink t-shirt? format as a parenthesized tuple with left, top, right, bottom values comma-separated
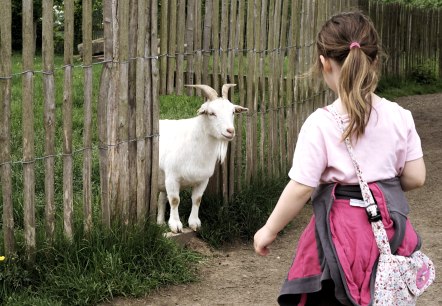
(288, 96, 423, 187)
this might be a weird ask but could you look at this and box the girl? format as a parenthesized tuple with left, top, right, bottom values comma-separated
(253, 11, 426, 306)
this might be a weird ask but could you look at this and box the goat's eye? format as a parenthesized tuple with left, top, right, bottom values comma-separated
(209, 112, 216, 117)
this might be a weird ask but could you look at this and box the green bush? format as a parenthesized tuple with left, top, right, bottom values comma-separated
(409, 62, 438, 85)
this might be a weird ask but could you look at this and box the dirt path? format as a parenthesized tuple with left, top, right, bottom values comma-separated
(108, 93, 442, 306)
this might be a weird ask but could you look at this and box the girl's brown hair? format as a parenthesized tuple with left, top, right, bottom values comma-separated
(316, 11, 382, 140)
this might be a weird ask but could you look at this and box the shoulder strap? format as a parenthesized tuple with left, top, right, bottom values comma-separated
(328, 104, 391, 255)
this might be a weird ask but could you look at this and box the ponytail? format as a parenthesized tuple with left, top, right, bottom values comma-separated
(339, 45, 379, 140)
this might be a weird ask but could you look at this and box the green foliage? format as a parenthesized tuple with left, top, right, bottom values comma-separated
(196, 178, 288, 248)
(376, 0, 442, 7)
(409, 61, 438, 85)
(376, 74, 442, 100)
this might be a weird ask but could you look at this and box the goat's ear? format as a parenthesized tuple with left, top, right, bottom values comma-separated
(234, 105, 249, 114)
(197, 103, 208, 115)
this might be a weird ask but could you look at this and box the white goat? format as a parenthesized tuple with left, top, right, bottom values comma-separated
(157, 84, 248, 233)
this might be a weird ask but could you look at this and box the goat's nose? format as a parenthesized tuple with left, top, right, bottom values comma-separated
(226, 127, 235, 134)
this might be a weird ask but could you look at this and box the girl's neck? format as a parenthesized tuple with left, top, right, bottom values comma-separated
(333, 98, 348, 116)
(333, 93, 380, 116)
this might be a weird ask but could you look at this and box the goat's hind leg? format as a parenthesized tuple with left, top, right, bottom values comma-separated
(188, 179, 209, 231)
(157, 191, 167, 225)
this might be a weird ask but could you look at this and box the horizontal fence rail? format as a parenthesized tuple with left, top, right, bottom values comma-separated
(1, 0, 441, 261)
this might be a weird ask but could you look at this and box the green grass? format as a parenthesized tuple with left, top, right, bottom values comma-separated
(1, 222, 201, 306)
(160, 94, 204, 119)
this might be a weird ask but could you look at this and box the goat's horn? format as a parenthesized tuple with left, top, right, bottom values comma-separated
(185, 84, 219, 101)
(222, 84, 236, 100)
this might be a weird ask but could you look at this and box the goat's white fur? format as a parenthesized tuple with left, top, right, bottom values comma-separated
(157, 84, 248, 233)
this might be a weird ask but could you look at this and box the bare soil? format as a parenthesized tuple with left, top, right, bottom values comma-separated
(106, 93, 442, 306)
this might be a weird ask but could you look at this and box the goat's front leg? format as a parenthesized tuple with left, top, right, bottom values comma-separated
(188, 179, 209, 231)
(165, 179, 183, 233)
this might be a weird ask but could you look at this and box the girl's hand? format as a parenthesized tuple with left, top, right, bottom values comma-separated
(253, 180, 313, 256)
(253, 226, 277, 256)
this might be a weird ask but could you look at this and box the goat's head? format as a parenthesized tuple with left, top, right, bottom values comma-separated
(186, 84, 248, 141)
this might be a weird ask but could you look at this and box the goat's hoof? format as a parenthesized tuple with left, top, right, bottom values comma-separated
(168, 220, 183, 233)
(188, 218, 201, 232)
(189, 225, 200, 232)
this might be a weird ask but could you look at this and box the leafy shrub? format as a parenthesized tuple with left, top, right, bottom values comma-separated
(410, 61, 438, 85)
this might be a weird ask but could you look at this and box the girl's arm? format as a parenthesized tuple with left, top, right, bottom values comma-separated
(254, 180, 314, 256)
(400, 157, 426, 191)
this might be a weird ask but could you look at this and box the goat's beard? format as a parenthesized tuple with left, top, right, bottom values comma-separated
(217, 141, 229, 164)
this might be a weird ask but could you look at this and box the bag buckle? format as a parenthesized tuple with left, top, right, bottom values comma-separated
(366, 204, 382, 222)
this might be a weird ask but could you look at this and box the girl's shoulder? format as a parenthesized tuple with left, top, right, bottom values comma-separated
(303, 107, 334, 127)
(299, 106, 339, 137)
(374, 95, 413, 112)
(374, 96, 415, 123)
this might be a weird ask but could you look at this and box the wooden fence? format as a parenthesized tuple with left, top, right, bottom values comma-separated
(360, 0, 442, 79)
(0, 0, 161, 261)
(0, 0, 441, 261)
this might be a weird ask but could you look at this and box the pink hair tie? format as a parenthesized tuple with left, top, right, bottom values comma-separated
(349, 42, 361, 49)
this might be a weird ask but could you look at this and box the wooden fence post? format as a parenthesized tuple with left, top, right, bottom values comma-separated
(42, 0, 56, 243)
(235, 0, 246, 192)
(439, 10, 442, 78)
(22, 0, 36, 263)
(98, 0, 111, 229)
(0, 0, 14, 256)
(176, 0, 186, 95)
(193, 0, 203, 87)
(107, 0, 120, 224)
(136, 0, 147, 224)
(118, 0, 130, 226)
(129, 0, 138, 224)
(279, 0, 290, 173)
(185, 0, 195, 93)
(227, 0, 238, 199)
(166, 0, 177, 94)
(202, 0, 213, 86)
(160, 0, 168, 95)
(149, 0, 160, 218)
(83, 0, 93, 234)
(63, 0, 74, 239)
(259, 0, 269, 179)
